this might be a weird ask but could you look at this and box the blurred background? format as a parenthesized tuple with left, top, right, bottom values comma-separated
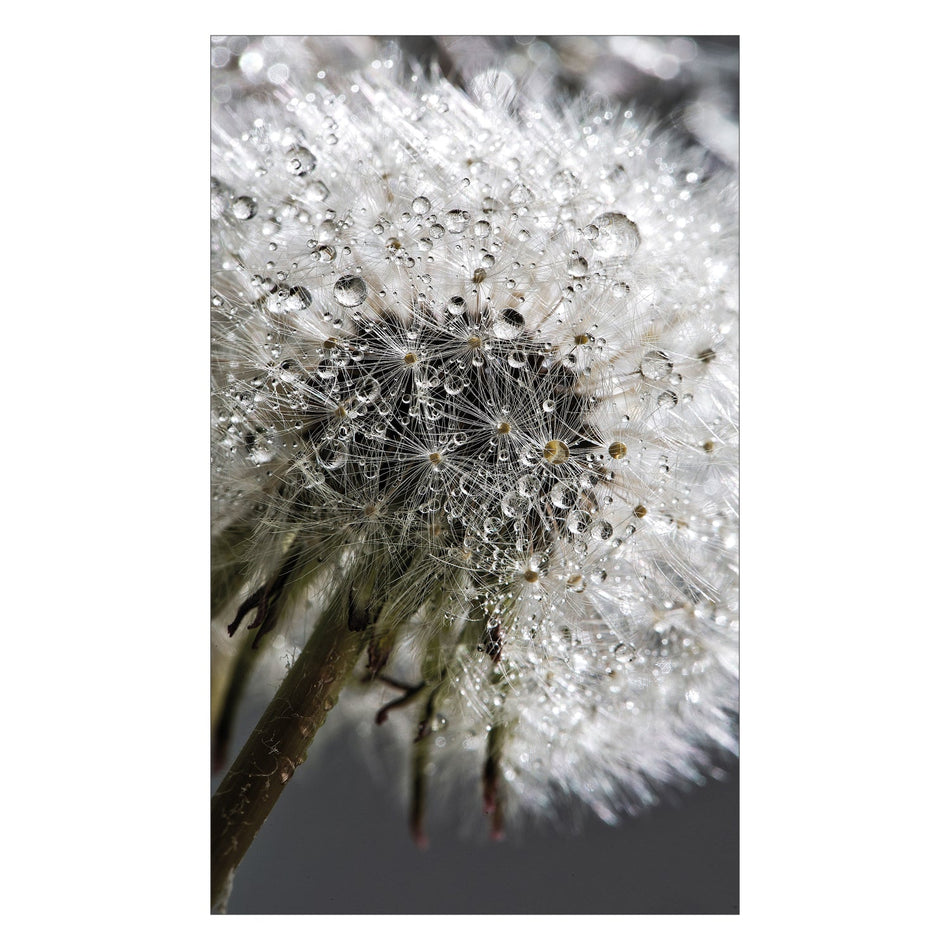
(212, 34, 739, 915)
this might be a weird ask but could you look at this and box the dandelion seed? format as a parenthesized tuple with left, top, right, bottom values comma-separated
(212, 39, 738, 857)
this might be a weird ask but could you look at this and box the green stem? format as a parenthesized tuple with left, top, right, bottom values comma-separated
(210, 603, 367, 913)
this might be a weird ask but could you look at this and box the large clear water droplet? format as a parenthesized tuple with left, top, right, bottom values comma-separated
(641, 350, 673, 380)
(566, 510, 591, 535)
(333, 275, 367, 307)
(588, 212, 640, 256)
(494, 308, 524, 340)
(316, 438, 347, 469)
(285, 146, 316, 176)
(231, 195, 257, 220)
(550, 481, 578, 509)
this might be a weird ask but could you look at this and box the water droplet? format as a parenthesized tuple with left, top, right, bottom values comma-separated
(523, 568, 540, 583)
(307, 180, 330, 202)
(590, 519, 614, 540)
(550, 481, 578, 509)
(501, 491, 530, 517)
(612, 642, 635, 663)
(588, 212, 640, 256)
(567, 252, 588, 277)
(446, 209, 469, 233)
(447, 296, 466, 316)
(474, 219, 491, 238)
(355, 376, 380, 402)
(285, 145, 316, 176)
(316, 438, 346, 469)
(333, 275, 367, 307)
(314, 244, 336, 262)
(543, 439, 570, 464)
(566, 510, 591, 535)
(608, 441, 627, 459)
(634, 504, 647, 518)
(567, 574, 586, 593)
(284, 286, 311, 311)
(552, 169, 580, 203)
(517, 474, 541, 497)
(641, 350, 673, 380)
(657, 390, 678, 408)
(412, 195, 431, 215)
(494, 308, 524, 340)
(232, 195, 257, 220)
(211, 177, 229, 219)
(508, 184, 530, 204)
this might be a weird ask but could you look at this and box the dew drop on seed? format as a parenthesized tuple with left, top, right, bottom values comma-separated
(608, 441, 627, 460)
(550, 481, 578, 509)
(567, 574, 586, 593)
(494, 308, 524, 340)
(316, 438, 347, 469)
(566, 510, 591, 535)
(307, 180, 330, 202)
(657, 390, 678, 408)
(567, 252, 588, 277)
(517, 474, 541, 497)
(283, 286, 312, 311)
(501, 491, 530, 517)
(447, 296, 466, 316)
(590, 519, 613, 540)
(314, 244, 336, 262)
(333, 275, 367, 307)
(211, 177, 229, 219)
(543, 440, 570, 464)
(355, 376, 380, 402)
(412, 195, 431, 215)
(232, 195, 257, 220)
(641, 350, 673, 380)
(588, 212, 640, 256)
(285, 145, 316, 176)
(446, 209, 469, 233)
(612, 642, 635, 663)
(552, 169, 580, 203)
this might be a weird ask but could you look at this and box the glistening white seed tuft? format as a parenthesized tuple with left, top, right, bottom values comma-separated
(212, 49, 738, 833)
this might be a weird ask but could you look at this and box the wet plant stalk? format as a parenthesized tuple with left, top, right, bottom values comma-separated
(210, 605, 367, 913)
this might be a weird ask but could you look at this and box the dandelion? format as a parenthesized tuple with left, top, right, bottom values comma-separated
(211, 40, 738, 912)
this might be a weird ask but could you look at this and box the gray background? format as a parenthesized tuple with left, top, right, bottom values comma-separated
(224, 708, 738, 914)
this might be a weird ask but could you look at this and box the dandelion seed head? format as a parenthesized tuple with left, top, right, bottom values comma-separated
(213, 45, 738, 830)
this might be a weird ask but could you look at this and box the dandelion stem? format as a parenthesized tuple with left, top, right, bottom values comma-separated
(211, 631, 261, 774)
(210, 601, 368, 913)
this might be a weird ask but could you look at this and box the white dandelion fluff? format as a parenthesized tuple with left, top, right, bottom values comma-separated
(211, 38, 737, 903)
